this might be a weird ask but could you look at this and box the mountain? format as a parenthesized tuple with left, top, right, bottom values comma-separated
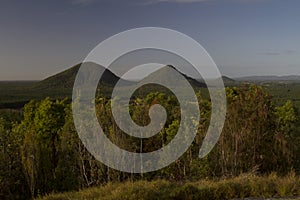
(33, 64, 81, 90)
(140, 65, 207, 88)
(196, 75, 236, 86)
(221, 76, 236, 85)
(221, 76, 235, 82)
(34, 63, 207, 92)
(33, 63, 130, 90)
(118, 65, 207, 99)
(147, 65, 207, 87)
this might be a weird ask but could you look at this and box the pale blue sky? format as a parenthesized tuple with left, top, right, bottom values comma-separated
(0, 0, 299, 80)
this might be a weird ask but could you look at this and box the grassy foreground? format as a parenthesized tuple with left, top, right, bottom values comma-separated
(39, 173, 300, 200)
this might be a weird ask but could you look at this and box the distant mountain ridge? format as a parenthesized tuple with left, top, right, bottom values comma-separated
(31, 63, 245, 99)
(33, 63, 210, 91)
(4, 63, 300, 110)
(236, 75, 300, 82)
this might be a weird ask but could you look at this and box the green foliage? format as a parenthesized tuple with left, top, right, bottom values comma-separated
(209, 85, 295, 176)
(19, 98, 68, 198)
(275, 100, 297, 134)
(0, 118, 30, 199)
(1, 84, 300, 199)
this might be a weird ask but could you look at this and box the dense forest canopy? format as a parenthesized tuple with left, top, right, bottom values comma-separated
(0, 84, 300, 199)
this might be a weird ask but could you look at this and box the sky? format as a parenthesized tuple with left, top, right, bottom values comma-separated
(0, 0, 299, 80)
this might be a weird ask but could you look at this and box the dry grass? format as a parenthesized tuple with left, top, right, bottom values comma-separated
(38, 173, 300, 200)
